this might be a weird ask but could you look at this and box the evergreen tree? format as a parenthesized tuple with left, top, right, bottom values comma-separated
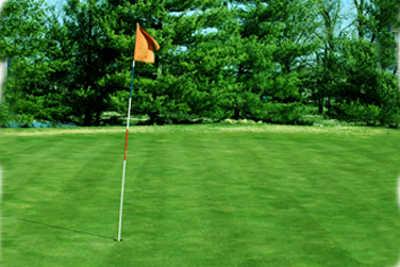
(0, 0, 70, 125)
(1, 0, 399, 127)
(236, 0, 320, 120)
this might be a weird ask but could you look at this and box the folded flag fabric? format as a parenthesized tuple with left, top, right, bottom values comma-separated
(134, 23, 160, 64)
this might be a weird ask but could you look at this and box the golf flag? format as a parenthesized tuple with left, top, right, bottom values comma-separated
(134, 23, 160, 64)
(117, 23, 160, 242)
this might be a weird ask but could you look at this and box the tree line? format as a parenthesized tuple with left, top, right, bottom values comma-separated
(0, 0, 399, 127)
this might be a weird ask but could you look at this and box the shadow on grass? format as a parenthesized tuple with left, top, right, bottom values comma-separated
(18, 218, 113, 240)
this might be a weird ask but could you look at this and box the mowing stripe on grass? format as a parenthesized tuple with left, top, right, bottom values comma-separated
(1, 127, 400, 267)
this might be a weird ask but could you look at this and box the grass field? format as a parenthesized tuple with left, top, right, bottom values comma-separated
(1, 124, 400, 267)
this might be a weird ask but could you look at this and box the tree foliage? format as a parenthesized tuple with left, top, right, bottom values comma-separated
(1, 0, 400, 127)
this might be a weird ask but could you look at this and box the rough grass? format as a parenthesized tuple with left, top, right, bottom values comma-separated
(0, 123, 397, 136)
(1, 124, 400, 267)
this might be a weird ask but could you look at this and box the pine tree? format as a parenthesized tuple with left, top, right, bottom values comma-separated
(0, 0, 69, 125)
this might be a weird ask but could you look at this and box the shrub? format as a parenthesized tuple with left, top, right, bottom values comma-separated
(6, 113, 34, 128)
(330, 102, 381, 126)
(0, 102, 10, 127)
(377, 72, 400, 128)
(100, 111, 123, 125)
(256, 102, 316, 125)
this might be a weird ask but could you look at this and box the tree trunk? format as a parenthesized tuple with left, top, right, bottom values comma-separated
(83, 110, 93, 126)
(318, 97, 324, 114)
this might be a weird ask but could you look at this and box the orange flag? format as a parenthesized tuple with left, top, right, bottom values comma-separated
(134, 23, 160, 64)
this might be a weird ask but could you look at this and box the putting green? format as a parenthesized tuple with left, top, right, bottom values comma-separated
(1, 124, 400, 267)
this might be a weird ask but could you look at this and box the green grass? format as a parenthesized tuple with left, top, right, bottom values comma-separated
(1, 124, 400, 267)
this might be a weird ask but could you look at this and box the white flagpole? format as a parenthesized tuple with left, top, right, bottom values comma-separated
(395, 31, 400, 89)
(117, 60, 135, 242)
(0, 60, 7, 101)
(0, 0, 5, 12)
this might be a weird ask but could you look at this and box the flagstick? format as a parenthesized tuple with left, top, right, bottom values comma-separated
(117, 60, 135, 242)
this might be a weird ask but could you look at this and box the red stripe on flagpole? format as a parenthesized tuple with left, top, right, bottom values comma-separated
(123, 128, 129, 160)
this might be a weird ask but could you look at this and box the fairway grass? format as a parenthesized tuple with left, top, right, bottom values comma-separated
(1, 124, 400, 266)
